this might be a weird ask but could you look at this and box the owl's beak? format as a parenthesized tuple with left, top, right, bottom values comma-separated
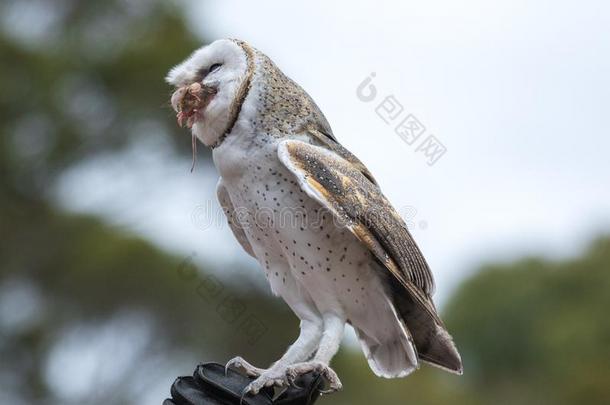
(171, 82, 218, 128)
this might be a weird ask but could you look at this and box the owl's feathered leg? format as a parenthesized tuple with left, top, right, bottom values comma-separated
(238, 318, 323, 395)
(286, 314, 345, 392)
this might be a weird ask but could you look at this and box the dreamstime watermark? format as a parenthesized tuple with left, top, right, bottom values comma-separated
(181, 201, 428, 344)
(191, 201, 428, 233)
(356, 72, 447, 166)
(176, 253, 268, 346)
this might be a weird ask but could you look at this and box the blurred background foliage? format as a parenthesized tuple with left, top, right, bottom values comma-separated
(0, 1, 608, 404)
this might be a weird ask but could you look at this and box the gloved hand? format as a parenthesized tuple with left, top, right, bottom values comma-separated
(163, 363, 325, 405)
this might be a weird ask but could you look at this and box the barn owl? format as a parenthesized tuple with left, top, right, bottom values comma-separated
(166, 39, 462, 396)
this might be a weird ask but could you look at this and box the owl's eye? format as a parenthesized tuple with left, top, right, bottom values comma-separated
(209, 63, 222, 73)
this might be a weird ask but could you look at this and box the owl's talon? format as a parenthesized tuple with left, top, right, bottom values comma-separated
(243, 369, 289, 396)
(288, 378, 304, 389)
(286, 361, 342, 393)
(225, 356, 266, 378)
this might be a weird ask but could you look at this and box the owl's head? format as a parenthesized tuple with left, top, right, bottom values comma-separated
(166, 39, 254, 148)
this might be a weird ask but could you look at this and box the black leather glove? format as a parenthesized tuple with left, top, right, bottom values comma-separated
(163, 363, 324, 405)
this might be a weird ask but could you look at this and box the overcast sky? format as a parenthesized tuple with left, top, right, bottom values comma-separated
(57, 0, 610, 304)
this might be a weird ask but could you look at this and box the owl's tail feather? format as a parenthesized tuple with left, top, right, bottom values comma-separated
(416, 323, 463, 374)
(392, 287, 463, 375)
(354, 298, 420, 378)
(354, 327, 418, 378)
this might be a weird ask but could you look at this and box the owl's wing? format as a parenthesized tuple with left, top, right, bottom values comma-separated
(307, 129, 378, 186)
(217, 180, 255, 258)
(277, 139, 436, 316)
(278, 140, 463, 374)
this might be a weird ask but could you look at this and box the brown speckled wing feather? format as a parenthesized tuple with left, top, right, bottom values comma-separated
(278, 140, 439, 321)
(307, 129, 379, 186)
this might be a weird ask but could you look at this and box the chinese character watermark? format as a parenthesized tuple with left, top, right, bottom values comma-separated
(357, 72, 447, 166)
(176, 253, 268, 346)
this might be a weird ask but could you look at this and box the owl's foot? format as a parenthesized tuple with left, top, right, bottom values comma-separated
(286, 361, 342, 393)
(242, 367, 290, 395)
(225, 356, 265, 378)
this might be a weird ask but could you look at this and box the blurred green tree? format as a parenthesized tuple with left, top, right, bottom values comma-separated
(443, 237, 610, 405)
